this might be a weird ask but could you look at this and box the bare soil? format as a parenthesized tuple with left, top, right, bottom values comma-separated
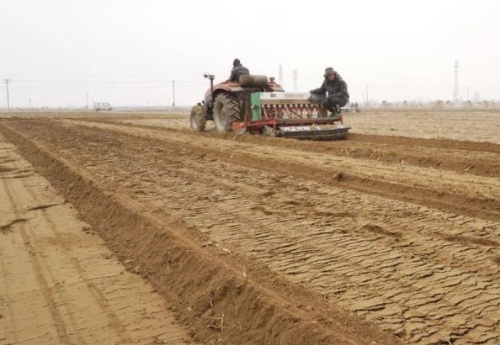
(1, 110, 500, 345)
(0, 133, 199, 345)
(117, 109, 500, 144)
(346, 109, 500, 144)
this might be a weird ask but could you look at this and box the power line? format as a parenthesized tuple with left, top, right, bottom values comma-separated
(12, 79, 184, 83)
(8, 80, 208, 93)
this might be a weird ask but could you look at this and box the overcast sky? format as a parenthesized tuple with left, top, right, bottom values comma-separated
(1, 0, 499, 108)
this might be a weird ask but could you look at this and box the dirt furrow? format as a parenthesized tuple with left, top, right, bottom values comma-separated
(0, 121, 401, 345)
(3, 119, 500, 345)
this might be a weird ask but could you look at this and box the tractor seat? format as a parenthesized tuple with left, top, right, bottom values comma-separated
(239, 75, 268, 88)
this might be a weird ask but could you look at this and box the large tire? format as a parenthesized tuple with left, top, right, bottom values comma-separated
(190, 104, 206, 131)
(213, 93, 240, 133)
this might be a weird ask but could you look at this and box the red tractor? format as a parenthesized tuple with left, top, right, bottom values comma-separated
(190, 74, 349, 140)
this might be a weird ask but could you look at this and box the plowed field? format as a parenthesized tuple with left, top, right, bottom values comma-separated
(1, 112, 500, 345)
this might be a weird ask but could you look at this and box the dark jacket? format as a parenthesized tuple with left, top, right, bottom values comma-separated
(229, 64, 250, 82)
(311, 73, 349, 101)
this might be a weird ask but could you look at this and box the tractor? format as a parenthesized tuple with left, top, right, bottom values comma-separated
(190, 74, 349, 140)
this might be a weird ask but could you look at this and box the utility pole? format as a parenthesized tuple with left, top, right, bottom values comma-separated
(467, 87, 470, 102)
(29, 98, 32, 109)
(172, 80, 176, 109)
(453, 60, 459, 103)
(86, 93, 89, 109)
(4, 79, 11, 110)
(365, 85, 369, 105)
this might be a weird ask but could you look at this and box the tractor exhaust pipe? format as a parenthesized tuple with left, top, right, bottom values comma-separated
(204, 73, 215, 98)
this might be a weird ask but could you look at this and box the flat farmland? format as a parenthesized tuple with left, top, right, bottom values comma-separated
(1, 109, 500, 345)
(118, 109, 500, 144)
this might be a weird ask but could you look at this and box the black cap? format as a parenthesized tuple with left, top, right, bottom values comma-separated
(324, 67, 336, 77)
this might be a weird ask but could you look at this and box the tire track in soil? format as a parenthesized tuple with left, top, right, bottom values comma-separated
(0, 133, 199, 345)
(4, 120, 500, 345)
(11, 144, 133, 340)
(1, 148, 75, 345)
(21, 178, 130, 343)
(0, 184, 20, 345)
(2, 136, 125, 345)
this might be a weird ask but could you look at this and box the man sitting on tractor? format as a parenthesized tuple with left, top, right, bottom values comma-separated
(229, 58, 250, 82)
(310, 67, 350, 115)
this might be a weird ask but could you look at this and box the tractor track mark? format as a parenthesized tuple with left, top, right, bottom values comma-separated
(0, 145, 76, 345)
(0, 131, 200, 345)
(20, 173, 131, 343)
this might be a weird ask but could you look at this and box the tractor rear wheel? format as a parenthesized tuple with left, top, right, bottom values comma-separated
(190, 104, 206, 131)
(213, 93, 240, 133)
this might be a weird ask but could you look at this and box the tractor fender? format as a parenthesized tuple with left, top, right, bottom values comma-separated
(204, 81, 240, 103)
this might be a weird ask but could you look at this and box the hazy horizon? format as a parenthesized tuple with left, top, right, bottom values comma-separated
(1, 0, 499, 108)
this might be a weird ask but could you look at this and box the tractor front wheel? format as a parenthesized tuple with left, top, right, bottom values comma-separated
(190, 104, 206, 131)
(213, 93, 240, 133)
